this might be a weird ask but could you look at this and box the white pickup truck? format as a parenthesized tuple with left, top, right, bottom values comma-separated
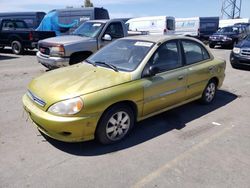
(37, 19, 128, 69)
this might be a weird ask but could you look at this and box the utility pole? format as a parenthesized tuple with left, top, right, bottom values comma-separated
(221, 0, 242, 19)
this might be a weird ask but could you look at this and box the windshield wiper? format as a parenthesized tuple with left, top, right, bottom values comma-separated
(94, 61, 119, 72)
(85, 59, 96, 67)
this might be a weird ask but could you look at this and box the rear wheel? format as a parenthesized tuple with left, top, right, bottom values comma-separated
(11, 41, 24, 55)
(200, 80, 217, 104)
(96, 104, 135, 144)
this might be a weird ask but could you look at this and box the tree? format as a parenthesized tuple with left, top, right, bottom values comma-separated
(84, 0, 94, 7)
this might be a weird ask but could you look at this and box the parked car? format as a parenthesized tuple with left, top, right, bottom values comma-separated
(23, 35, 226, 144)
(126, 16, 175, 35)
(175, 17, 219, 40)
(0, 12, 46, 29)
(208, 25, 248, 49)
(230, 35, 250, 69)
(0, 19, 55, 54)
(37, 19, 128, 69)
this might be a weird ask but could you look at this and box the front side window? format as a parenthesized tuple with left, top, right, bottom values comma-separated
(182, 40, 210, 65)
(167, 19, 174, 30)
(149, 40, 182, 72)
(104, 22, 124, 38)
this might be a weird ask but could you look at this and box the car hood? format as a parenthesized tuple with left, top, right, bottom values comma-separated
(236, 39, 250, 48)
(40, 35, 94, 45)
(28, 63, 132, 109)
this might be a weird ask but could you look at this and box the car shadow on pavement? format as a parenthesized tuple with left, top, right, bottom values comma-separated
(0, 54, 19, 60)
(43, 90, 238, 156)
(0, 49, 37, 56)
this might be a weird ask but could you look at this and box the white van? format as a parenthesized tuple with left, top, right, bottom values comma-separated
(219, 18, 250, 28)
(175, 17, 199, 37)
(126, 16, 175, 35)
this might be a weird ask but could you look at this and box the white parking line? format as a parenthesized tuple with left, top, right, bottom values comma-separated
(132, 125, 234, 188)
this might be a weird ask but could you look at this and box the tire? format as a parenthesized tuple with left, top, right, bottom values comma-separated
(69, 53, 91, 65)
(200, 80, 217, 104)
(11, 41, 24, 55)
(209, 44, 215, 48)
(96, 104, 135, 144)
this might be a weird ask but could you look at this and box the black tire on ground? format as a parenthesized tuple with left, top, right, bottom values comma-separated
(200, 80, 217, 104)
(96, 104, 135, 144)
(209, 44, 215, 48)
(11, 41, 24, 55)
(69, 53, 91, 65)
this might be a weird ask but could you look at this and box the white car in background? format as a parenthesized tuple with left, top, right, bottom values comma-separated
(126, 16, 175, 35)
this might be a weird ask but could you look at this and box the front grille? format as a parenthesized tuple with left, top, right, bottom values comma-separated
(27, 90, 46, 107)
(241, 48, 250, 57)
(39, 46, 50, 55)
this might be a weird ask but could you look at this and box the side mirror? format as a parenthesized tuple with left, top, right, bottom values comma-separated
(144, 65, 159, 77)
(102, 34, 112, 41)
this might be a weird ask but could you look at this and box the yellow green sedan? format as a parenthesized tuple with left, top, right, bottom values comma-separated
(23, 35, 226, 144)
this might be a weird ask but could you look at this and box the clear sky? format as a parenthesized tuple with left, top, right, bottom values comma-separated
(0, 0, 249, 19)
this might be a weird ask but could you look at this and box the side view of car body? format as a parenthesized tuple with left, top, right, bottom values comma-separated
(230, 35, 250, 69)
(23, 35, 226, 144)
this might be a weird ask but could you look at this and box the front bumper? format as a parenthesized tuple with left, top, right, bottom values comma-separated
(22, 94, 100, 142)
(209, 39, 233, 47)
(230, 52, 250, 68)
(37, 51, 70, 69)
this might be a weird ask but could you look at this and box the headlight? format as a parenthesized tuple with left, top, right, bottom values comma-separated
(233, 47, 241, 54)
(48, 97, 83, 115)
(50, 45, 65, 57)
(223, 36, 232, 41)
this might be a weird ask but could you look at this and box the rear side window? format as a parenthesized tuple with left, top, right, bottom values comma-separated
(2, 21, 15, 30)
(182, 40, 210, 65)
(167, 19, 174, 30)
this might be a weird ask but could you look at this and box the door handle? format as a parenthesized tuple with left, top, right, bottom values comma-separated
(178, 75, 184, 80)
(208, 66, 214, 71)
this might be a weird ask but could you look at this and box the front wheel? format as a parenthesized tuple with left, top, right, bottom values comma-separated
(209, 44, 215, 48)
(96, 105, 135, 144)
(200, 80, 217, 104)
(11, 41, 24, 55)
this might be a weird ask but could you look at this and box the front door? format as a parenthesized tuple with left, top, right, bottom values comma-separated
(142, 40, 187, 116)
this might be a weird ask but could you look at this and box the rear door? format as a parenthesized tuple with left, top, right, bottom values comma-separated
(181, 39, 213, 99)
(142, 40, 187, 116)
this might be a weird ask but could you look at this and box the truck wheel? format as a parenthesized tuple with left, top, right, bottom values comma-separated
(209, 44, 215, 48)
(11, 41, 24, 55)
(69, 53, 91, 65)
(96, 104, 135, 144)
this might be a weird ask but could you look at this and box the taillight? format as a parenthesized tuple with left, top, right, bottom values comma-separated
(29, 32, 33, 41)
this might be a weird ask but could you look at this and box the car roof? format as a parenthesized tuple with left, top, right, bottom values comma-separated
(121, 35, 197, 43)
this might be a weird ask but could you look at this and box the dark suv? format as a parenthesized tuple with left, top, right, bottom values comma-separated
(230, 35, 250, 69)
(209, 25, 248, 49)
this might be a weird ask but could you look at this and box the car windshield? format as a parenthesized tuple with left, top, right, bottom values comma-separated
(218, 27, 239, 33)
(72, 22, 104, 38)
(87, 40, 155, 72)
